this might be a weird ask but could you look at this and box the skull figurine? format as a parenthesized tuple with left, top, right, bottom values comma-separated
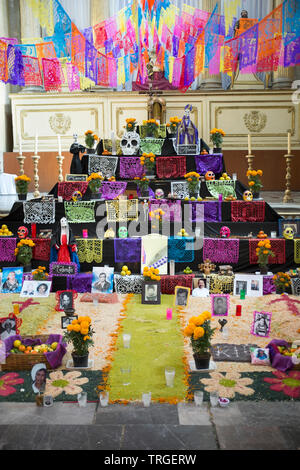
(120, 130, 140, 155)
(220, 226, 231, 238)
(283, 226, 295, 240)
(155, 188, 164, 199)
(118, 226, 128, 239)
(243, 190, 253, 201)
(17, 226, 29, 239)
(205, 171, 215, 181)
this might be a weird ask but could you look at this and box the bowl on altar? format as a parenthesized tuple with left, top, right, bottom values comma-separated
(218, 397, 230, 408)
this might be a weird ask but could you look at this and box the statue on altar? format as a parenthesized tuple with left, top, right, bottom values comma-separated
(50, 217, 80, 271)
(176, 105, 199, 146)
(234, 10, 248, 37)
(69, 134, 86, 174)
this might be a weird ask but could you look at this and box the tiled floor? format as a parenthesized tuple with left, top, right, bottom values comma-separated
(0, 401, 299, 450)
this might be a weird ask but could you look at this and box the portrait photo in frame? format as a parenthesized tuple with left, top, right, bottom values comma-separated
(55, 290, 78, 312)
(211, 294, 230, 316)
(61, 315, 78, 329)
(21, 280, 52, 298)
(0, 316, 17, 341)
(250, 311, 272, 338)
(174, 286, 190, 307)
(1, 267, 23, 294)
(279, 218, 300, 237)
(233, 274, 249, 296)
(142, 281, 161, 305)
(92, 267, 114, 294)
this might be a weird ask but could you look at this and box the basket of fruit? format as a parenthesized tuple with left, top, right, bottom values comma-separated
(0, 224, 13, 236)
(2, 334, 67, 371)
(267, 339, 300, 372)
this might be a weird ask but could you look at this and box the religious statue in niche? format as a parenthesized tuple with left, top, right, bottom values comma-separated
(50, 217, 80, 271)
(176, 105, 198, 146)
(69, 134, 86, 174)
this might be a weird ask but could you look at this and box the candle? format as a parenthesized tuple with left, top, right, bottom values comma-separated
(19, 132, 22, 156)
(58, 135, 62, 156)
(82, 229, 88, 238)
(218, 194, 223, 202)
(35, 133, 38, 155)
(31, 223, 36, 238)
(248, 134, 252, 155)
(165, 367, 175, 387)
(166, 308, 172, 320)
(169, 260, 175, 276)
(288, 132, 291, 155)
(111, 131, 116, 155)
(13, 304, 20, 315)
(123, 333, 131, 348)
(240, 290, 246, 300)
(236, 305, 242, 316)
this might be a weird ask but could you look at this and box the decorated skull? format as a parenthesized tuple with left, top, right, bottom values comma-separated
(120, 130, 140, 155)
(118, 226, 128, 239)
(17, 226, 29, 239)
(283, 226, 295, 240)
(155, 188, 164, 199)
(220, 226, 231, 238)
(243, 190, 253, 201)
(205, 171, 215, 181)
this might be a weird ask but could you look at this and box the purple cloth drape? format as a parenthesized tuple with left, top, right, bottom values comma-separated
(266, 339, 294, 372)
(195, 154, 223, 174)
(189, 201, 222, 222)
(119, 157, 144, 179)
(100, 181, 127, 200)
(114, 238, 141, 263)
(0, 238, 17, 262)
(67, 273, 93, 293)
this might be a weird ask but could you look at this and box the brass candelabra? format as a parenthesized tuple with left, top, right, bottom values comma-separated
(16, 154, 26, 175)
(283, 153, 294, 203)
(56, 154, 64, 183)
(31, 154, 40, 198)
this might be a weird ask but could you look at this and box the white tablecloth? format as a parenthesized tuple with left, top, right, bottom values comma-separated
(0, 173, 17, 194)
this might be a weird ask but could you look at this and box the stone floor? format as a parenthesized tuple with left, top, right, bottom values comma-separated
(0, 401, 299, 450)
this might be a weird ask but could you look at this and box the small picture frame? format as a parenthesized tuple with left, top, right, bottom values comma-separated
(65, 174, 87, 182)
(92, 267, 114, 294)
(0, 316, 17, 341)
(142, 281, 161, 305)
(248, 276, 263, 297)
(38, 229, 52, 239)
(55, 290, 78, 312)
(1, 267, 24, 294)
(174, 286, 190, 307)
(251, 311, 272, 338)
(61, 315, 78, 329)
(211, 294, 230, 316)
(20, 280, 52, 298)
(279, 218, 300, 237)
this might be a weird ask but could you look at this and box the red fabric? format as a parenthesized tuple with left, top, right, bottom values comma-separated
(58, 234, 71, 263)
(57, 182, 89, 201)
(32, 238, 51, 261)
(249, 239, 286, 265)
(156, 156, 187, 179)
(160, 275, 194, 295)
(231, 201, 265, 222)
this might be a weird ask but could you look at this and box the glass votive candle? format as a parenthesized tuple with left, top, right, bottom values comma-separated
(142, 392, 151, 407)
(222, 326, 229, 340)
(93, 297, 98, 307)
(232, 173, 237, 181)
(236, 305, 242, 316)
(166, 308, 172, 320)
(165, 367, 175, 387)
(82, 229, 88, 238)
(99, 391, 109, 407)
(240, 289, 246, 300)
(77, 392, 87, 407)
(271, 231, 277, 238)
(210, 391, 219, 407)
(120, 367, 131, 386)
(194, 390, 204, 406)
(123, 333, 131, 348)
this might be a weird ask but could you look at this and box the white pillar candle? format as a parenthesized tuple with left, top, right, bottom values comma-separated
(111, 130, 116, 155)
(165, 367, 175, 387)
(288, 132, 291, 155)
(248, 134, 252, 155)
(35, 133, 38, 155)
(58, 135, 62, 156)
(123, 333, 131, 348)
(19, 132, 22, 156)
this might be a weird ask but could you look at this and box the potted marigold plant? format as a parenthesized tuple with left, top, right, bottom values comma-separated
(255, 239, 275, 275)
(184, 311, 216, 369)
(140, 153, 156, 177)
(272, 272, 291, 295)
(143, 119, 159, 138)
(210, 128, 225, 153)
(87, 172, 104, 199)
(167, 117, 181, 135)
(85, 130, 99, 152)
(63, 316, 94, 367)
(14, 238, 35, 272)
(124, 118, 137, 132)
(134, 176, 150, 198)
(149, 208, 165, 232)
(32, 266, 49, 281)
(184, 172, 200, 198)
(247, 169, 263, 199)
(15, 175, 31, 201)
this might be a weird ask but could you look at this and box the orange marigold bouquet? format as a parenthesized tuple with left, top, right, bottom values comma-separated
(124, 118, 137, 132)
(143, 266, 161, 282)
(247, 169, 263, 193)
(63, 316, 94, 356)
(85, 130, 99, 149)
(32, 266, 49, 281)
(15, 175, 31, 194)
(272, 272, 291, 293)
(140, 152, 156, 171)
(256, 239, 275, 266)
(14, 238, 35, 266)
(210, 128, 225, 148)
(87, 172, 104, 193)
(143, 119, 159, 137)
(184, 311, 216, 355)
(184, 172, 200, 194)
(167, 116, 182, 133)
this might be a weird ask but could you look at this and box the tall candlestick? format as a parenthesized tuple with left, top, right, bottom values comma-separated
(35, 133, 38, 155)
(248, 134, 252, 155)
(111, 131, 116, 155)
(19, 132, 22, 156)
(58, 135, 62, 156)
(288, 132, 291, 155)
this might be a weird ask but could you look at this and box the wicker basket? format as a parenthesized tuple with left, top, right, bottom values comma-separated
(1, 335, 52, 371)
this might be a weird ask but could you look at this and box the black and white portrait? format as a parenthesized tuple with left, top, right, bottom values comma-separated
(59, 291, 74, 311)
(251, 311, 272, 338)
(174, 287, 190, 307)
(0, 317, 16, 341)
(31, 363, 47, 394)
(61, 315, 78, 329)
(212, 295, 229, 316)
(142, 282, 161, 305)
(92, 267, 114, 294)
(235, 280, 247, 296)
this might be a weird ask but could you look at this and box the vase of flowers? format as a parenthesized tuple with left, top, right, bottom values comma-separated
(134, 176, 150, 198)
(124, 118, 137, 133)
(210, 128, 225, 153)
(15, 175, 31, 200)
(63, 316, 94, 368)
(184, 311, 216, 370)
(32, 266, 49, 281)
(87, 172, 104, 199)
(14, 238, 35, 272)
(272, 272, 291, 294)
(140, 153, 156, 178)
(149, 209, 165, 233)
(143, 266, 161, 282)
(167, 117, 181, 136)
(143, 119, 159, 138)
(184, 172, 200, 198)
(247, 170, 263, 199)
(255, 239, 275, 275)
(85, 130, 99, 153)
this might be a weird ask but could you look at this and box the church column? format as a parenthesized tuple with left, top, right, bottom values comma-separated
(272, 0, 295, 89)
(200, 0, 222, 89)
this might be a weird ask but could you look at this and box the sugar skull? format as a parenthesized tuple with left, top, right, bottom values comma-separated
(118, 226, 128, 239)
(220, 226, 231, 238)
(71, 190, 83, 202)
(205, 171, 215, 181)
(283, 226, 295, 240)
(17, 226, 29, 239)
(120, 130, 140, 155)
(243, 190, 253, 202)
(155, 188, 164, 199)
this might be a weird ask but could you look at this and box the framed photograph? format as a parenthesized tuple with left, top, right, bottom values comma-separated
(92, 267, 114, 294)
(211, 294, 230, 316)
(20, 280, 52, 298)
(55, 290, 78, 312)
(291, 277, 300, 296)
(50, 262, 78, 276)
(174, 286, 190, 307)
(31, 363, 47, 394)
(0, 316, 17, 340)
(251, 311, 272, 338)
(38, 229, 52, 239)
(65, 174, 87, 182)
(1, 267, 23, 294)
(248, 276, 263, 297)
(279, 218, 300, 237)
(61, 315, 78, 329)
(192, 277, 210, 297)
(142, 281, 161, 305)
(234, 274, 249, 296)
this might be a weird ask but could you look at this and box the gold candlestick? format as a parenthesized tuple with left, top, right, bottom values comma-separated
(32, 154, 40, 198)
(16, 154, 26, 175)
(283, 153, 294, 203)
(56, 154, 64, 183)
(245, 153, 255, 172)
